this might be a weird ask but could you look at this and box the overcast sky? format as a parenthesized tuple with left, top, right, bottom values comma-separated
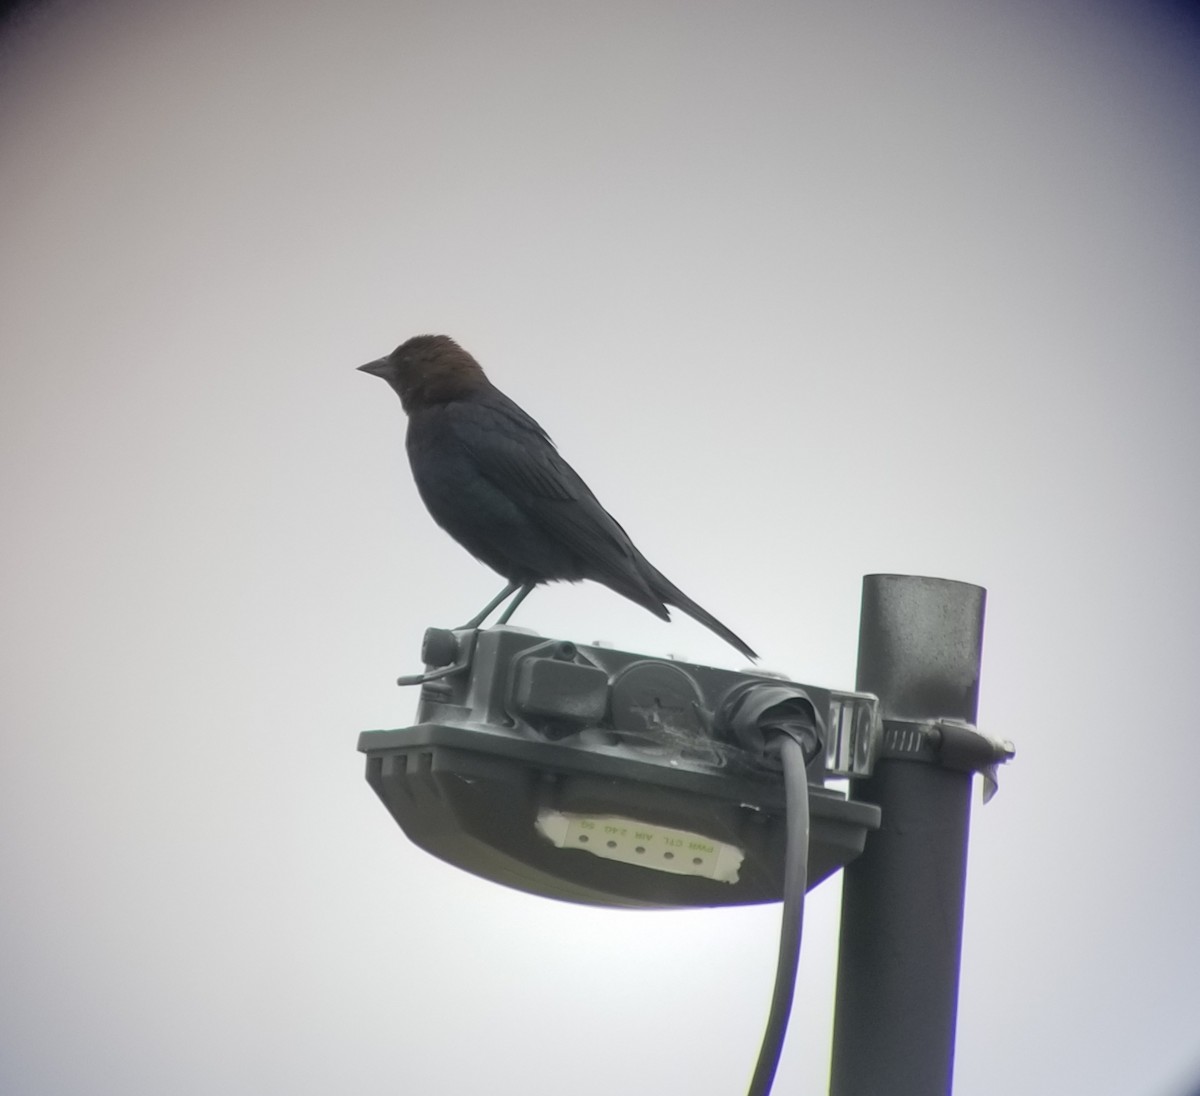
(2, 1, 1199, 1093)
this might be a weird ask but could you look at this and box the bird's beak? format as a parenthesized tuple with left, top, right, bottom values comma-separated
(357, 357, 389, 376)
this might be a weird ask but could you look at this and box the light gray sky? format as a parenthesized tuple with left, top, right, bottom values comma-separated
(2, 1, 1198, 1093)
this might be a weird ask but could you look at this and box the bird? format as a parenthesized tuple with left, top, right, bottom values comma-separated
(357, 334, 756, 660)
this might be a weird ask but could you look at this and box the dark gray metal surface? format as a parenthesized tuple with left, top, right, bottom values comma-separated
(855, 573, 985, 723)
(359, 627, 883, 910)
(829, 574, 987, 1096)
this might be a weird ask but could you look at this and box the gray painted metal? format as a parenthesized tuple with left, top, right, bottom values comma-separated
(829, 574, 987, 1096)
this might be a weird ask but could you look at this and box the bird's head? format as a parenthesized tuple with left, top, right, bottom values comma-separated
(358, 334, 488, 412)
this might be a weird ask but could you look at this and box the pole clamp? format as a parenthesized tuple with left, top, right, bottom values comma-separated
(879, 718, 1015, 802)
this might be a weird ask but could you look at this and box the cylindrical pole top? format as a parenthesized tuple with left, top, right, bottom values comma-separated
(856, 574, 986, 724)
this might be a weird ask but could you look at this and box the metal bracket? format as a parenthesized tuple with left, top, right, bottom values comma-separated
(879, 718, 1015, 802)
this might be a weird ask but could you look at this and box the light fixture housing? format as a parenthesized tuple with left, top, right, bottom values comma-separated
(358, 627, 882, 909)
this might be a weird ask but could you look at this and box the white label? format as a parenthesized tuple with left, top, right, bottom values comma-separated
(535, 810, 744, 884)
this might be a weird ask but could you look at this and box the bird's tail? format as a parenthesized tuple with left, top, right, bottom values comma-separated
(641, 563, 758, 661)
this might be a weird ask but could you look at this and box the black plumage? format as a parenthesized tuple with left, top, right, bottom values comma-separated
(358, 334, 756, 660)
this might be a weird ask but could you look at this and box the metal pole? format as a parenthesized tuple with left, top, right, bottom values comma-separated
(829, 574, 986, 1096)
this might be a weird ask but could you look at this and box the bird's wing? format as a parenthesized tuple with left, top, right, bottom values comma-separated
(449, 392, 575, 501)
(446, 393, 662, 605)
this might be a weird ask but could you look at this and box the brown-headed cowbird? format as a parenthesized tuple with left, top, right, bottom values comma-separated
(358, 334, 756, 660)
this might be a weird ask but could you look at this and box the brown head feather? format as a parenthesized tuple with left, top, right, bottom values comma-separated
(371, 334, 490, 412)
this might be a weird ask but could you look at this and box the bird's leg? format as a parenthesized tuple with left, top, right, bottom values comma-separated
(495, 583, 535, 625)
(457, 580, 521, 630)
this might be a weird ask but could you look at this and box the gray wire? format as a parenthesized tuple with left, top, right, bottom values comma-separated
(747, 733, 811, 1096)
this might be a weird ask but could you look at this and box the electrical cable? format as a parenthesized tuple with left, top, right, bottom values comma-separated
(746, 732, 811, 1096)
